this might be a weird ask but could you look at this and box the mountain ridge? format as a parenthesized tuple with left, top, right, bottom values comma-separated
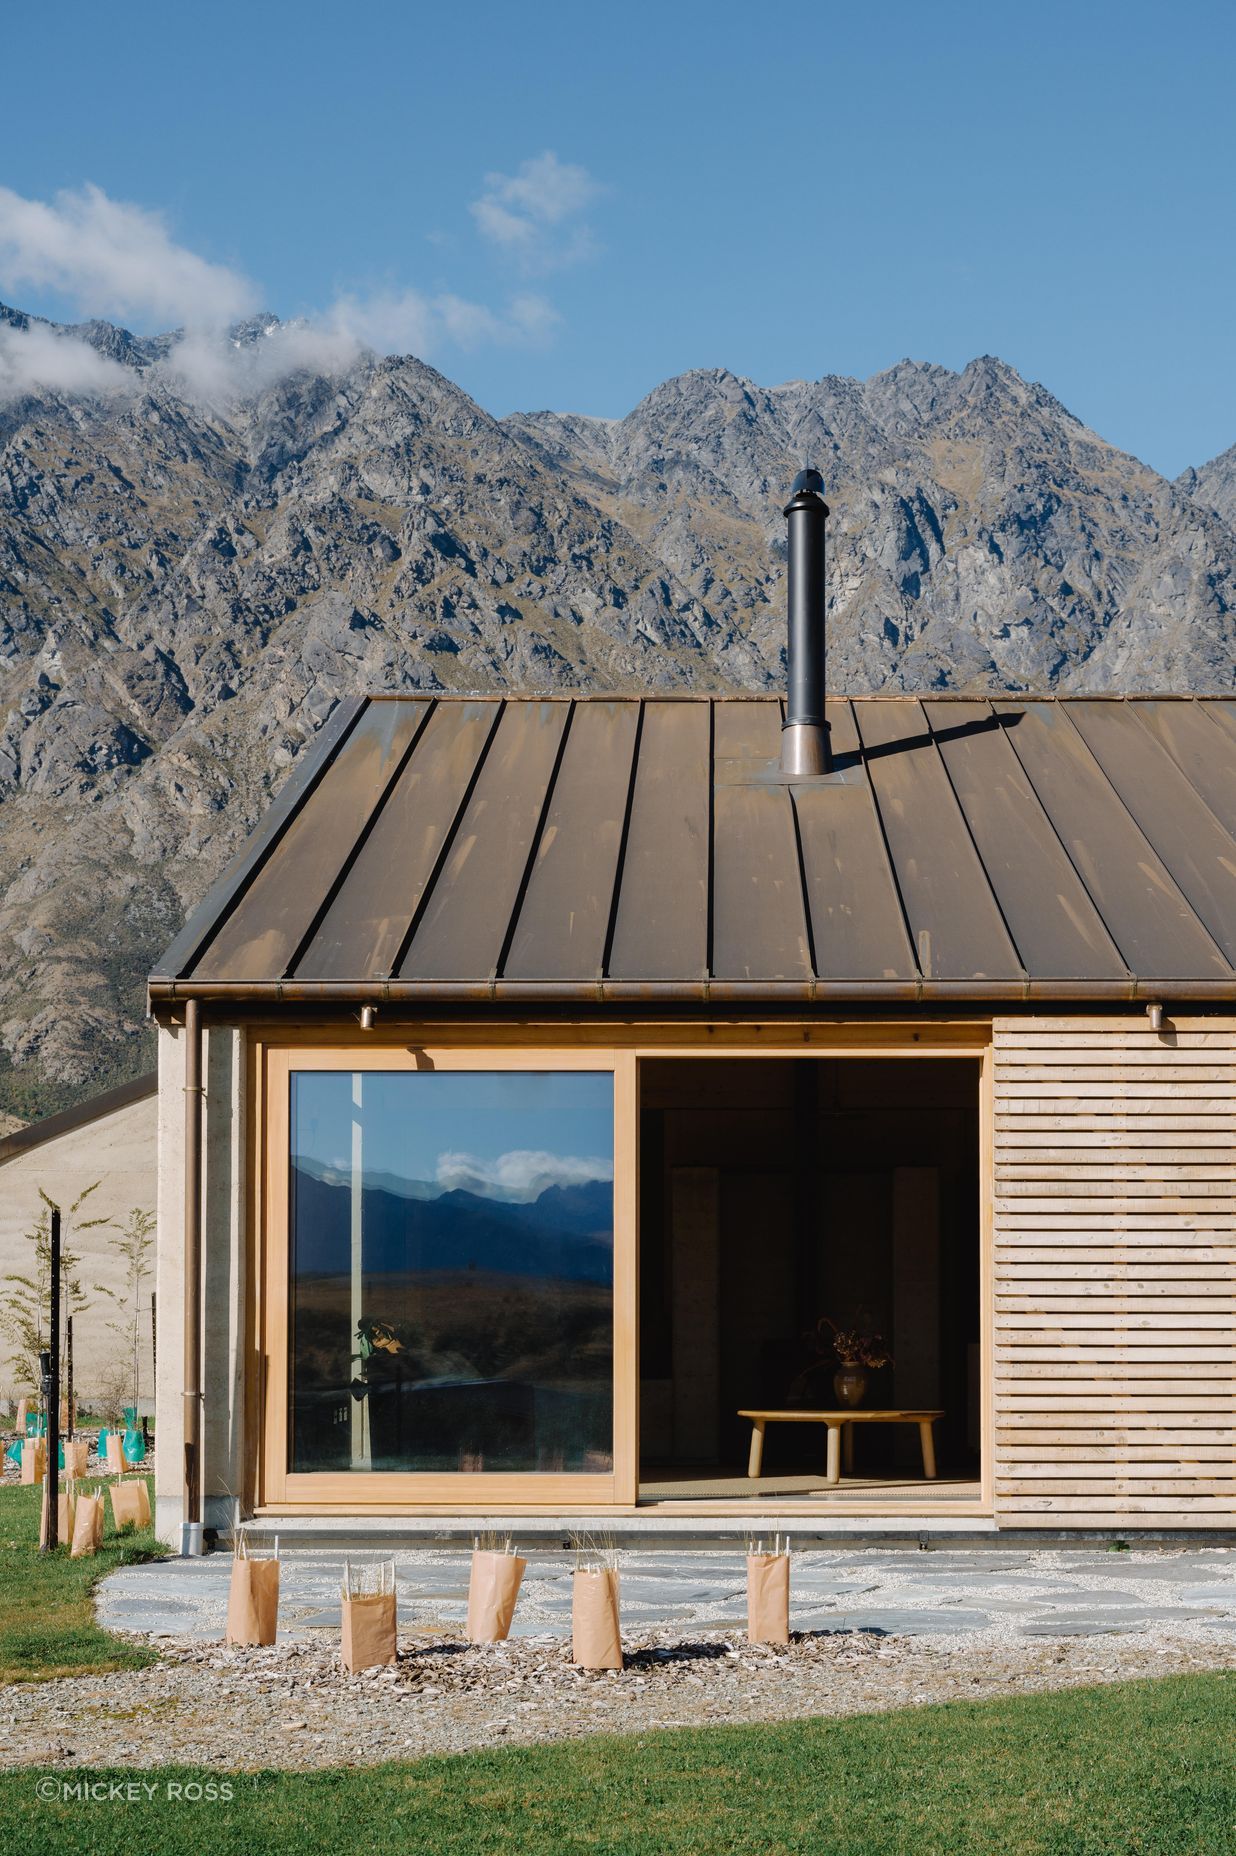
(1, 300, 1235, 1116)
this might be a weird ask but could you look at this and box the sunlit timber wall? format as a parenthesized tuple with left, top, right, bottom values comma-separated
(992, 1015, 1236, 1528)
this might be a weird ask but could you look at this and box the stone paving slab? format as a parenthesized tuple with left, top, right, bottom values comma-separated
(94, 1545, 1236, 1647)
(1020, 1606, 1224, 1636)
(813, 1609, 992, 1635)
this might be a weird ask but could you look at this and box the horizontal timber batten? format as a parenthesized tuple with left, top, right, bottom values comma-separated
(992, 1015, 1236, 1530)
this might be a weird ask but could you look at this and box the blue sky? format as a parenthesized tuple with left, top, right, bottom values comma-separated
(3, 0, 1234, 476)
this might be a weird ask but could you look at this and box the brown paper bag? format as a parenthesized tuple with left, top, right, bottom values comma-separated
(70, 1491, 104, 1558)
(20, 1439, 45, 1484)
(39, 1488, 76, 1549)
(110, 1479, 150, 1532)
(226, 1557, 280, 1646)
(104, 1434, 126, 1476)
(747, 1552, 790, 1646)
(341, 1593, 398, 1672)
(466, 1548, 526, 1643)
(63, 1440, 89, 1479)
(572, 1568, 622, 1669)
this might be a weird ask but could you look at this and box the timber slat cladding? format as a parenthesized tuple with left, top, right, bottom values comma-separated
(993, 1017, 1236, 1525)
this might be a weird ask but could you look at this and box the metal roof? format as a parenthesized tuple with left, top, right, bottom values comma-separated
(150, 695, 1236, 1004)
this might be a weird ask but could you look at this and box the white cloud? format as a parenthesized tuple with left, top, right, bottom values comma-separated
(471, 152, 601, 272)
(436, 1148, 613, 1202)
(159, 320, 361, 405)
(156, 290, 560, 408)
(0, 319, 130, 404)
(328, 286, 558, 357)
(0, 170, 585, 407)
(0, 183, 256, 329)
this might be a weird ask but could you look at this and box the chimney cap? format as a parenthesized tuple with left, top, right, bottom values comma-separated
(784, 466, 829, 517)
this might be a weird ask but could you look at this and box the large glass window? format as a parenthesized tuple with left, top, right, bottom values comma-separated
(288, 1070, 614, 1474)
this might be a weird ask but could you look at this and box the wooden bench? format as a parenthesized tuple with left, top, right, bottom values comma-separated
(738, 1408, 944, 1486)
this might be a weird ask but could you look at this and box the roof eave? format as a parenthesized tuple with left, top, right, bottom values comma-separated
(146, 976, 1232, 1007)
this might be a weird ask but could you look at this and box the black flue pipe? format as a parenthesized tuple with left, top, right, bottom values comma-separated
(780, 466, 830, 775)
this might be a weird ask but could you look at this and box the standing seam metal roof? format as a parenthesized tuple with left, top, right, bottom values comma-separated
(150, 694, 1236, 1002)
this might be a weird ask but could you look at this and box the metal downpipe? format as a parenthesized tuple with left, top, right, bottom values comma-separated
(181, 997, 204, 1554)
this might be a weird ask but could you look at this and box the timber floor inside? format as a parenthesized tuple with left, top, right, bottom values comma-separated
(638, 1468, 982, 1503)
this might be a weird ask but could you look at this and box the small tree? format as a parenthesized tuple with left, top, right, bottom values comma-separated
(0, 1184, 111, 1395)
(106, 1206, 156, 1415)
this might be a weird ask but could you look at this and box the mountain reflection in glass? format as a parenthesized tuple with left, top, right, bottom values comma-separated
(288, 1071, 614, 1473)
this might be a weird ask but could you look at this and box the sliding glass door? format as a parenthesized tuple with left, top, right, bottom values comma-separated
(261, 1046, 634, 1506)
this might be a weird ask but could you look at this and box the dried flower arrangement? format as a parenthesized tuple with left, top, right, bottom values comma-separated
(817, 1314, 893, 1371)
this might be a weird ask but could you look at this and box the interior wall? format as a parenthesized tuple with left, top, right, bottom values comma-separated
(639, 1058, 980, 1477)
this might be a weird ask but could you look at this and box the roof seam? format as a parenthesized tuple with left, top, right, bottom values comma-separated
(1050, 701, 1236, 979)
(1160, 699, 1236, 834)
(281, 699, 437, 982)
(495, 699, 576, 981)
(153, 695, 365, 982)
(989, 701, 1134, 979)
(1085, 702, 1236, 922)
(848, 698, 924, 982)
(383, 699, 506, 980)
(788, 786, 819, 980)
(600, 699, 644, 982)
(926, 698, 1029, 984)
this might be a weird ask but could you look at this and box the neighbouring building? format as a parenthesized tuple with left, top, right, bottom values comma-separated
(148, 471, 1236, 1546)
(0, 1075, 157, 1406)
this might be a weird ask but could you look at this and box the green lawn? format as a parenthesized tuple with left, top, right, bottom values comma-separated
(0, 1478, 164, 1682)
(2, 1671, 1235, 1855)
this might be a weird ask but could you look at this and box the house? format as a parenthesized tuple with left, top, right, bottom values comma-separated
(0, 1074, 157, 1405)
(148, 470, 1236, 1547)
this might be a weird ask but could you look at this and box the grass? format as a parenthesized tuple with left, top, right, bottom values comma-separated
(0, 1477, 165, 1683)
(1, 1672, 1234, 1854)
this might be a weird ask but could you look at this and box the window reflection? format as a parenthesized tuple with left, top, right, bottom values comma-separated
(289, 1071, 614, 1473)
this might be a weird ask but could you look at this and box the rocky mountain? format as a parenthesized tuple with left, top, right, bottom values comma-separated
(1, 301, 1234, 1116)
(1177, 442, 1236, 534)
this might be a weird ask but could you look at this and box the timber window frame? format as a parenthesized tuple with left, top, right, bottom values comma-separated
(255, 1041, 638, 1510)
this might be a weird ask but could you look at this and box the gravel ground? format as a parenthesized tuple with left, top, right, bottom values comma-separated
(5, 1542, 1236, 1770)
(3, 1619, 1234, 1770)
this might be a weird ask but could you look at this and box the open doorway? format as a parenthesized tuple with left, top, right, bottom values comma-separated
(637, 1057, 982, 1506)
